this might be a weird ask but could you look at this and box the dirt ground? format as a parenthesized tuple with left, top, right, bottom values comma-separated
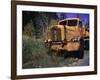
(23, 49, 89, 68)
(64, 50, 89, 66)
(77, 50, 89, 66)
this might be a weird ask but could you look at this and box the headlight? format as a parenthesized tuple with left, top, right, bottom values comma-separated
(72, 36, 81, 41)
(44, 39, 52, 43)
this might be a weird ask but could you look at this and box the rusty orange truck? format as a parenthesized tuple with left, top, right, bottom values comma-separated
(45, 18, 89, 59)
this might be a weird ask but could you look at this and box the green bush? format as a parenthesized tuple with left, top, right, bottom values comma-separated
(22, 36, 33, 64)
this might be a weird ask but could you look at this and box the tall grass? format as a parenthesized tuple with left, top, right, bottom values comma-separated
(22, 35, 79, 69)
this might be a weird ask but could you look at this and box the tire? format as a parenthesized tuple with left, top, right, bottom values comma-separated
(77, 39, 84, 59)
(84, 39, 89, 50)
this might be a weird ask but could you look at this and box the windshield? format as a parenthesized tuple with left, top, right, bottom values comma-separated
(59, 20, 78, 26)
(67, 20, 78, 26)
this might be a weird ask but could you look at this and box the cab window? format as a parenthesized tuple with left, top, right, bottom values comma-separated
(59, 21, 67, 25)
(67, 20, 78, 26)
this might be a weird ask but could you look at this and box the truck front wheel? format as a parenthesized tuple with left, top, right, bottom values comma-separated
(77, 39, 84, 59)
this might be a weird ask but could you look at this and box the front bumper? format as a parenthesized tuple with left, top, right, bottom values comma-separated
(50, 42, 80, 52)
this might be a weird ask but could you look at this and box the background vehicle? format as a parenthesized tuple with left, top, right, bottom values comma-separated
(45, 18, 89, 59)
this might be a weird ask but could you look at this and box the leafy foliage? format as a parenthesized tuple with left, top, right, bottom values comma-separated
(22, 11, 58, 38)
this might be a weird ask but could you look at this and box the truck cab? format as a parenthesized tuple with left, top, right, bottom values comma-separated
(45, 18, 89, 58)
